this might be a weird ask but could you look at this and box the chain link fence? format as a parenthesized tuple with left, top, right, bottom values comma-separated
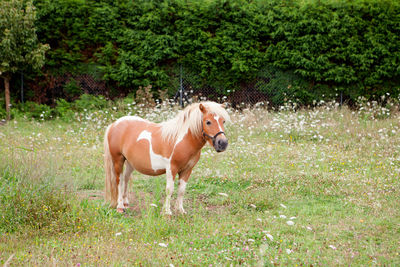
(19, 64, 300, 108)
(173, 65, 291, 108)
(24, 72, 108, 104)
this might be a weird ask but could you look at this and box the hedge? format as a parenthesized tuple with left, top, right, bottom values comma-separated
(29, 0, 400, 104)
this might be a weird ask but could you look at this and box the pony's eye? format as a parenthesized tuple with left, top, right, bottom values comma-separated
(206, 120, 211, 125)
(223, 120, 226, 124)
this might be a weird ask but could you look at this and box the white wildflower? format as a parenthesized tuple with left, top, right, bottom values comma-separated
(266, 234, 274, 241)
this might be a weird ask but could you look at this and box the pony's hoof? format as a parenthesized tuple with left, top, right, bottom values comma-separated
(163, 210, 173, 216)
(116, 208, 125, 213)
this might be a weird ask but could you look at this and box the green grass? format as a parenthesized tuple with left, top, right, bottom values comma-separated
(0, 103, 399, 266)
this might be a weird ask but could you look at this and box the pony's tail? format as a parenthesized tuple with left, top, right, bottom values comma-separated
(104, 124, 118, 208)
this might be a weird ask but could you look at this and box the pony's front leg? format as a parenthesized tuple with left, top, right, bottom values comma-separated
(176, 169, 192, 214)
(176, 180, 187, 214)
(163, 167, 176, 215)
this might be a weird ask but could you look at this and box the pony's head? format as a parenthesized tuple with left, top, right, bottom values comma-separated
(199, 102, 230, 152)
(161, 101, 230, 152)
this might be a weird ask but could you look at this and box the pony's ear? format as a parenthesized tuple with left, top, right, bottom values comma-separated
(199, 103, 206, 113)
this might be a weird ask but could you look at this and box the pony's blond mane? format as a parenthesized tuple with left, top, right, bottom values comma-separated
(160, 101, 230, 143)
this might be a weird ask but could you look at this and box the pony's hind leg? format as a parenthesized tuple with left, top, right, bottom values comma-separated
(122, 162, 134, 208)
(112, 155, 126, 213)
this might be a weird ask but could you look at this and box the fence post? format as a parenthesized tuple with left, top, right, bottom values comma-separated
(340, 91, 343, 107)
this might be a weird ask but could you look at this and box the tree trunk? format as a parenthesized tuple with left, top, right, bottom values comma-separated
(4, 75, 11, 120)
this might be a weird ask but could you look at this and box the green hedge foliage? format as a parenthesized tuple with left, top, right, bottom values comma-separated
(32, 0, 400, 104)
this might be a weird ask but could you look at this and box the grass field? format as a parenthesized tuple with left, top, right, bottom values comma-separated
(1, 102, 399, 266)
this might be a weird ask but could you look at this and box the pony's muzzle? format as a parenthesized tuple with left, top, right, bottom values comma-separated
(214, 136, 228, 152)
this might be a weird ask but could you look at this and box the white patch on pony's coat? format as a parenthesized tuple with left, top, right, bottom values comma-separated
(174, 130, 187, 147)
(137, 130, 152, 142)
(214, 115, 223, 132)
(168, 129, 188, 160)
(137, 130, 169, 172)
(115, 116, 148, 126)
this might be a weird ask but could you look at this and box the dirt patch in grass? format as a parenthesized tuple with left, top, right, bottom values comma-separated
(196, 193, 232, 213)
(78, 189, 104, 200)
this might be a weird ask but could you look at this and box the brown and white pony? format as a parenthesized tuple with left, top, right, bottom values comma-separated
(104, 101, 230, 214)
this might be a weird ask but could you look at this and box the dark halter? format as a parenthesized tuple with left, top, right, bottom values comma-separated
(201, 121, 225, 146)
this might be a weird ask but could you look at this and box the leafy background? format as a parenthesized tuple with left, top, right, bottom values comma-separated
(4, 0, 400, 107)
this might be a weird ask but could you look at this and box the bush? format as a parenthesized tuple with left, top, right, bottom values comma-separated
(54, 98, 75, 121)
(17, 101, 53, 120)
(2, 94, 114, 122)
(30, 0, 400, 105)
(63, 79, 81, 97)
(73, 94, 108, 111)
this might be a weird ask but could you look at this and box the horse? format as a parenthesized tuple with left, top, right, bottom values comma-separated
(104, 101, 230, 215)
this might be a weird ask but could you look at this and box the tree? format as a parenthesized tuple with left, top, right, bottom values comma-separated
(0, 0, 49, 120)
